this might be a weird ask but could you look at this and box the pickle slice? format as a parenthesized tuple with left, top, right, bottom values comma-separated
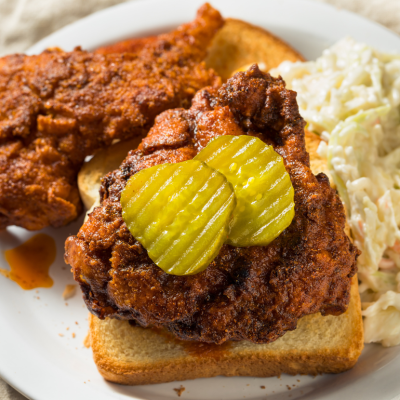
(195, 135, 295, 247)
(121, 160, 236, 275)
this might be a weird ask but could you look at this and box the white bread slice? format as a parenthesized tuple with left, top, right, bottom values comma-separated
(89, 277, 363, 385)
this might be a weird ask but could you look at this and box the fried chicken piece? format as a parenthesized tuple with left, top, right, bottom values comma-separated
(65, 65, 360, 345)
(0, 3, 223, 231)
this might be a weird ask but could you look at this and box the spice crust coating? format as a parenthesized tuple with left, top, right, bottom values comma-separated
(65, 66, 359, 345)
(0, 3, 222, 230)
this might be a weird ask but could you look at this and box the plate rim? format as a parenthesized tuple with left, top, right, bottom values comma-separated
(1, 1, 400, 399)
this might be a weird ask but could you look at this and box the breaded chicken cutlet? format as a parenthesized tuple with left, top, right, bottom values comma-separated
(65, 65, 360, 345)
(0, 3, 223, 231)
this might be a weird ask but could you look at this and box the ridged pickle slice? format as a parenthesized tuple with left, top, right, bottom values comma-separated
(120, 160, 236, 275)
(195, 135, 295, 247)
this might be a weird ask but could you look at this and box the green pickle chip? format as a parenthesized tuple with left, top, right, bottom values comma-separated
(195, 135, 295, 247)
(120, 160, 236, 275)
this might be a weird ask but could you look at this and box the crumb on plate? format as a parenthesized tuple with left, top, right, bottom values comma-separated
(63, 284, 77, 300)
(173, 385, 185, 397)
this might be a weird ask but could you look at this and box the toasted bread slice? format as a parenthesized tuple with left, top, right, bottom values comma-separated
(89, 277, 363, 385)
(205, 18, 304, 81)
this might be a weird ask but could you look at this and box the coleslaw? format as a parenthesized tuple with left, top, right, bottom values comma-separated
(271, 38, 400, 347)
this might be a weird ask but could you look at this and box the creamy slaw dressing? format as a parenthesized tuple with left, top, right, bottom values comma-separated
(272, 38, 400, 347)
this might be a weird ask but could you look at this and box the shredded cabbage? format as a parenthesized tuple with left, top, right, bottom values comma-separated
(272, 38, 400, 347)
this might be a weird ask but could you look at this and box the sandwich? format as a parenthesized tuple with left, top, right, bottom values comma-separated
(66, 13, 363, 386)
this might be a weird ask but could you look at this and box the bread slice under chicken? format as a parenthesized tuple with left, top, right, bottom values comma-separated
(78, 18, 363, 385)
(89, 277, 362, 385)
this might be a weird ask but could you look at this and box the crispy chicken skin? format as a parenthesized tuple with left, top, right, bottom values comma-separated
(65, 66, 359, 345)
(0, 4, 222, 231)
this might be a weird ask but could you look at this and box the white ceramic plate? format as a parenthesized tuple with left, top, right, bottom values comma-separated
(1, 0, 400, 399)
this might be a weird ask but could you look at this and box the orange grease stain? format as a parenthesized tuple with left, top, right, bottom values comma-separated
(0, 233, 56, 290)
(152, 327, 232, 360)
